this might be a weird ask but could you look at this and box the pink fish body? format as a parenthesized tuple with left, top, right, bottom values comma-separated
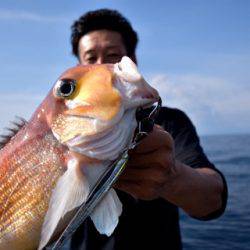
(0, 57, 159, 250)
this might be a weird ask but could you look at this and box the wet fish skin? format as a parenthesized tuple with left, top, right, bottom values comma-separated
(0, 128, 66, 250)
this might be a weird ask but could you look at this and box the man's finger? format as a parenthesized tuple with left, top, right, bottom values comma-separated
(131, 125, 173, 154)
(119, 166, 167, 182)
(127, 147, 171, 170)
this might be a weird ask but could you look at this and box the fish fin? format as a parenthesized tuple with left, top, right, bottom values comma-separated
(90, 188, 122, 236)
(38, 158, 89, 250)
(0, 116, 27, 149)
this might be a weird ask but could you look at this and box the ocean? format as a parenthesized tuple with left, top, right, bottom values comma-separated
(180, 134, 250, 250)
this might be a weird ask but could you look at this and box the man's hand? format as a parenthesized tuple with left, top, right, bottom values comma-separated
(115, 125, 224, 218)
(115, 125, 177, 200)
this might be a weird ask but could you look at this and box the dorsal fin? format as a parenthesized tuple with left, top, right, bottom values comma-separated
(0, 116, 27, 149)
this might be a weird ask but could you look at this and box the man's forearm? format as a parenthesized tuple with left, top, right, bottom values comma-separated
(160, 161, 224, 218)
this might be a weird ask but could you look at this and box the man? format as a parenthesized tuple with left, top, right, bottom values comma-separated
(67, 9, 227, 249)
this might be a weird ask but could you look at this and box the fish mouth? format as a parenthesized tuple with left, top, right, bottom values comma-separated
(66, 99, 91, 109)
(123, 95, 160, 110)
(64, 99, 91, 117)
(64, 102, 99, 121)
(113, 75, 159, 110)
(64, 106, 93, 118)
(64, 97, 158, 120)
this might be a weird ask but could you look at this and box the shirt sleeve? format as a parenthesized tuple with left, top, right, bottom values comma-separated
(160, 108, 228, 220)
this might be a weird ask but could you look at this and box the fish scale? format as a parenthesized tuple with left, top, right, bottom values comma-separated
(0, 132, 66, 250)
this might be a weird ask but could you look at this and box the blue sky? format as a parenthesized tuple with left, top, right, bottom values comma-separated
(0, 0, 249, 135)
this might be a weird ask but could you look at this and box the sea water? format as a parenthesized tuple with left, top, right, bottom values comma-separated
(180, 134, 250, 250)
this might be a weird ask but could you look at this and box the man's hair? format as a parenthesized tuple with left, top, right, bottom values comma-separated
(71, 9, 138, 58)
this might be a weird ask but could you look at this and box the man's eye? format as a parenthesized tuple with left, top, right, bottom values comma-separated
(86, 56, 97, 64)
(107, 53, 120, 58)
(106, 53, 122, 63)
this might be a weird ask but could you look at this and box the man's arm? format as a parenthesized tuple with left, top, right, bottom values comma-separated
(115, 126, 226, 218)
(160, 160, 224, 218)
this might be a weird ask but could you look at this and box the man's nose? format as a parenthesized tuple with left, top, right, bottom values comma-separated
(96, 56, 105, 64)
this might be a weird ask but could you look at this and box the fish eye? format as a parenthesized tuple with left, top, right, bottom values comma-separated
(55, 78, 76, 98)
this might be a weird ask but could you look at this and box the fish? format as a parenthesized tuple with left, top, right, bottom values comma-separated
(0, 56, 159, 250)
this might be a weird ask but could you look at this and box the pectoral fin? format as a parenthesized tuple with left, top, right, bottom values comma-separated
(90, 188, 122, 236)
(38, 158, 89, 250)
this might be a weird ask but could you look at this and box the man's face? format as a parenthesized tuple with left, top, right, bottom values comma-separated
(78, 30, 127, 65)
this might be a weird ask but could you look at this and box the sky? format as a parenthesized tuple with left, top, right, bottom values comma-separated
(0, 0, 249, 135)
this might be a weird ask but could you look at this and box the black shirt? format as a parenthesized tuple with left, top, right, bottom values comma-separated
(61, 107, 227, 250)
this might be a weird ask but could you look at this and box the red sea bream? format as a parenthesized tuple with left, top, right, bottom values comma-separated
(0, 57, 159, 250)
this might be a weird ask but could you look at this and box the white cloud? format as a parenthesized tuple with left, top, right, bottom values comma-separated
(0, 74, 249, 136)
(149, 73, 250, 135)
(0, 9, 68, 22)
(0, 93, 43, 135)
